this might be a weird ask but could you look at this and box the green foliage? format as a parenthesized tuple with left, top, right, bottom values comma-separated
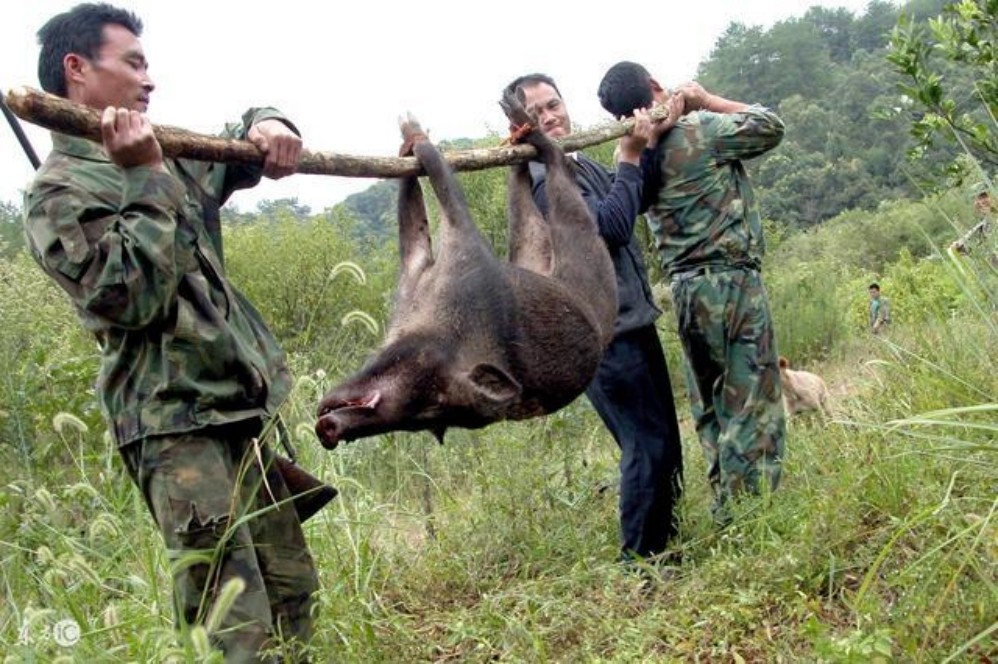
(694, 1, 962, 228)
(699, 20, 835, 109)
(222, 208, 392, 371)
(767, 256, 851, 362)
(0, 201, 25, 259)
(761, 185, 988, 366)
(342, 133, 510, 252)
(0, 251, 100, 469)
(770, 191, 961, 273)
(222, 197, 312, 226)
(340, 180, 399, 246)
(887, 0, 998, 183)
(866, 247, 966, 324)
(452, 143, 511, 258)
(3, 174, 996, 659)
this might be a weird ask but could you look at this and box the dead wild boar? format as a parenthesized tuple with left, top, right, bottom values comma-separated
(315, 90, 617, 449)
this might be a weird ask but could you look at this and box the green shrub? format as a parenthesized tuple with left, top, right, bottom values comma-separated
(222, 209, 392, 373)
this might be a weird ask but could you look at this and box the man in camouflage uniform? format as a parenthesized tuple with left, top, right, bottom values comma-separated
(951, 182, 997, 267)
(598, 62, 786, 524)
(24, 5, 323, 660)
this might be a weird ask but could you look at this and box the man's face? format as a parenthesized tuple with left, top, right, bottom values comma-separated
(73, 23, 154, 112)
(869, 287, 880, 300)
(520, 82, 571, 139)
(974, 192, 993, 217)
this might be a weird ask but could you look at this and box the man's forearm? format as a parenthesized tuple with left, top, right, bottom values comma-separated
(701, 94, 750, 114)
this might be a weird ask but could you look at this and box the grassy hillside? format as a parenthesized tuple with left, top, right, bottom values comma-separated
(1, 181, 994, 661)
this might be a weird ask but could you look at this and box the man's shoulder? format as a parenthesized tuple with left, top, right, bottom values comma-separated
(29, 151, 123, 201)
(674, 106, 781, 135)
(677, 110, 711, 129)
(664, 112, 713, 148)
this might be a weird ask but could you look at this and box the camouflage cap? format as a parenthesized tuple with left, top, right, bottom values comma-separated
(973, 180, 991, 196)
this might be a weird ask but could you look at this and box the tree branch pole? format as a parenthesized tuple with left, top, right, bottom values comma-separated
(1, 88, 41, 170)
(5, 86, 669, 178)
(949, 219, 991, 256)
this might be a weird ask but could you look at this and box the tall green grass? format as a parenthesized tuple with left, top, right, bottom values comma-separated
(1, 186, 995, 661)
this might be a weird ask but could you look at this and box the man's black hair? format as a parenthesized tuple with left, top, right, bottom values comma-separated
(37, 3, 143, 97)
(869, 283, 880, 290)
(598, 61, 654, 119)
(503, 73, 562, 106)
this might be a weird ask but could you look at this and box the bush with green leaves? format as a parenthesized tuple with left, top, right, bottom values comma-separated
(888, 0, 998, 181)
(222, 206, 392, 375)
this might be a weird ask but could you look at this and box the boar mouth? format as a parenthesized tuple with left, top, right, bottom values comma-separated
(315, 392, 382, 449)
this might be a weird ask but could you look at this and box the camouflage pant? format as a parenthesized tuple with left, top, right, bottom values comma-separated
(121, 420, 319, 662)
(670, 266, 785, 521)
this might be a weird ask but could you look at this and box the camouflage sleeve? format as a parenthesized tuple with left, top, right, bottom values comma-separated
(705, 105, 785, 163)
(179, 107, 301, 204)
(24, 165, 188, 329)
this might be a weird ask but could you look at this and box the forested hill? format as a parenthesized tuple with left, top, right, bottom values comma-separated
(0, 0, 956, 251)
(697, 0, 952, 227)
(331, 0, 953, 236)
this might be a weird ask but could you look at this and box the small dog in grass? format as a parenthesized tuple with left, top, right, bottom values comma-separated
(778, 356, 832, 417)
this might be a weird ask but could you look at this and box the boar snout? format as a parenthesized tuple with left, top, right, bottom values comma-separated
(315, 392, 382, 449)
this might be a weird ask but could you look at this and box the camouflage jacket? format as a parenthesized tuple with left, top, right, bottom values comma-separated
(23, 108, 296, 446)
(645, 105, 784, 276)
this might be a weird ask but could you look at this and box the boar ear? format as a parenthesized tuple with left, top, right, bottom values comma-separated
(464, 363, 522, 407)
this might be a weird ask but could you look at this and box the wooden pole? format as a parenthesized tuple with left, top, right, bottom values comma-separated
(1, 88, 41, 170)
(5, 86, 670, 178)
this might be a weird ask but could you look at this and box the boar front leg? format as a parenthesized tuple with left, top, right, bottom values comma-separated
(401, 114, 491, 258)
(396, 119, 435, 307)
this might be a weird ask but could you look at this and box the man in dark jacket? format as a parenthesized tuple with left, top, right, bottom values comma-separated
(504, 73, 684, 565)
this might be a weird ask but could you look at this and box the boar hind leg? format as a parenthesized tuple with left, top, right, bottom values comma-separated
(499, 93, 554, 273)
(500, 89, 612, 316)
(397, 176, 433, 304)
(499, 87, 597, 242)
(506, 165, 553, 275)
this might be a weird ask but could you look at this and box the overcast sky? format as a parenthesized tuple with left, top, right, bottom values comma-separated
(3, 0, 878, 212)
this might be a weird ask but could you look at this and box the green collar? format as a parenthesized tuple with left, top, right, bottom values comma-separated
(51, 132, 111, 163)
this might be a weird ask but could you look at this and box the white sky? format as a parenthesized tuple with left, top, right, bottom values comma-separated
(2, 0, 878, 213)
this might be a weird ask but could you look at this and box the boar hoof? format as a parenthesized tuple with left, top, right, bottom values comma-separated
(398, 112, 428, 156)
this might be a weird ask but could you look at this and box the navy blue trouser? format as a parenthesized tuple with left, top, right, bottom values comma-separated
(585, 324, 684, 559)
